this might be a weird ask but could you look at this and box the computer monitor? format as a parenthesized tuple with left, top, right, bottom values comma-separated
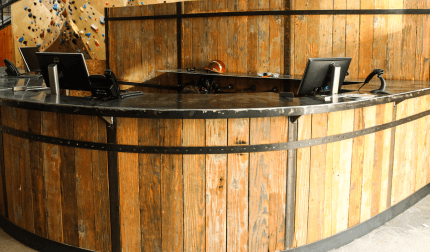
(297, 57, 352, 96)
(36, 52, 91, 91)
(19, 47, 41, 73)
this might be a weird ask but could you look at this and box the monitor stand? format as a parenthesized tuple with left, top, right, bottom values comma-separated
(48, 64, 60, 95)
(313, 63, 342, 102)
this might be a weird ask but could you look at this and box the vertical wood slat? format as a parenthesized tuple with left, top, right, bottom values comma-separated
(293, 115, 311, 248)
(227, 118, 249, 252)
(269, 116, 288, 252)
(360, 106, 377, 222)
(16, 109, 33, 233)
(91, 116, 111, 252)
(307, 113, 327, 243)
(28, 111, 47, 237)
(183, 119, 206, 252)
(348, 107, 365, 228)
(74, 115, 96, 250)
(2, 107, 17, 227)
(249, 118, 270, 251)
(0, 108, 7, 217)
(206, 119, 227, 252)
(59, 114, 78, 247)
(139, 118, 162, 252)
(161, 119, 183, 252)
(117, 117, 141, 252)
(42, 111, 63, 243)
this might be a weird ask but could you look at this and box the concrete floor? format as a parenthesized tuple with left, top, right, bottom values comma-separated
(0, 195, 429, 252)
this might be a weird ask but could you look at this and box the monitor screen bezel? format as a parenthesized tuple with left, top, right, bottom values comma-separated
(36, 52, 91, 92)
(297, 57, 352, 96)
(19, 47, 41, 73)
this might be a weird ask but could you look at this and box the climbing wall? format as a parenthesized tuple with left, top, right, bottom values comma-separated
(11, 0, 190, 67)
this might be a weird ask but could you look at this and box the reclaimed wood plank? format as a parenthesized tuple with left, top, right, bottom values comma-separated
(160, 119, 183, 252)
(249, 117, 270, 251)
(183, 119, 206, 252)
(360, 105, 377, 222)
(401, 0, 418, 80)
(335, 109, 354, 233)
(74, 115, 96, 250)
(28, 110, 47, 237)
(206, 119, 227, 252)
(373, 103, 394, 215)
(90, 116, 111, 252)
(138, 118, 162, 252)
(348, 107, 365, 228)
(2, 107, 18, 226)
(269, 116, 288, 251)
(227, 118, 249, 252)
(58, 113, 78, 247)
(307, 113, 327, 243)
(16, 109, 33, 232)
(117, 117, 141, 252)
(293, 114, 311, 248)
(42, 111, 63, 242)
(386, 0, 403, 80)
(415, 96, 428, 191)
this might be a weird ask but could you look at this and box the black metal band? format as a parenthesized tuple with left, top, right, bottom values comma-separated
(106, 9, 430, 22)
(0, 213, 94, 252)
(107, 120, 121, 252)
(1, 109, 429, 154)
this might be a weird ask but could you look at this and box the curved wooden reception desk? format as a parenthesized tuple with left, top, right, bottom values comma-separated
(0, 77, 430, 252)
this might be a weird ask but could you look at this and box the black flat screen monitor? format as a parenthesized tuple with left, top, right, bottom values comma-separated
(297, 57, 352, 96)
(36, 52, 91, 91)
(19, 47, 41, 73)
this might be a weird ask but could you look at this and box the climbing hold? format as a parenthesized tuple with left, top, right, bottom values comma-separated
(91, 24, 98, 32)
(18, 36, 24, 42)
(53, 3, 58, 10)
(100, 16, 105, 24)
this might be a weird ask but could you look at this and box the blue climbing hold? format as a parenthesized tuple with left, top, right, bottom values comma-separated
(24, 7, 27, 10)
(53, 3, 58, 11)
(85, 32, 91, 38)
(18, 36, 24, 42)
(83, 4, 86, 8)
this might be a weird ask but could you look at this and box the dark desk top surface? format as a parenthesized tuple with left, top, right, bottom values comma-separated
(0, 76, 429, 118)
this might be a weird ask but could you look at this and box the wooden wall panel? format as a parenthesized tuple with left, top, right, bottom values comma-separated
(0, 25, 14, 66)
(290, 2, 430, 81)
(227, 118, 249, 252)
(183, 119, 206, 252)
(293, 114, 311, 248)
(0, 110, 111, 250)
(117, 117, 141, 252)
(206, 119, 227, 252)
(138, 118, 162, 252)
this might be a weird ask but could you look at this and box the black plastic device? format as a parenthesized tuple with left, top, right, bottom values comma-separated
(4, 59, 21, 77)
(19, 47, 41, 74)
(297, 57, 352, 96)
(362, 69, 390, 95)
(89, 70, 121, 100)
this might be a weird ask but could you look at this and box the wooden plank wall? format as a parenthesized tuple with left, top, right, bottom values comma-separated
(116, 116, 289, 252)
(0, 108, 112, 252)
(293, 95, 430, 248)
(108, 4, 178, 93)
(108, 1, 286, 93)
(290, 0, 430, 80)
(0, 25, 14, 67)
(108, 0, 430, 92)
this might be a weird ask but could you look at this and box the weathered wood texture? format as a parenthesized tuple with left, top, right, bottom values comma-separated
(0, 108, 111, 251)
(108, 1, 285, 92)
(0, 25, 14, 67)
(108, 4, 178, 92)
(114, 116, 289, 252)
(293, 103, 397, 247)
(290, 0, 430, 80)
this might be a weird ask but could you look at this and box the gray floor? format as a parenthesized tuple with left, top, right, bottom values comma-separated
(0, 195, 430, 252)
